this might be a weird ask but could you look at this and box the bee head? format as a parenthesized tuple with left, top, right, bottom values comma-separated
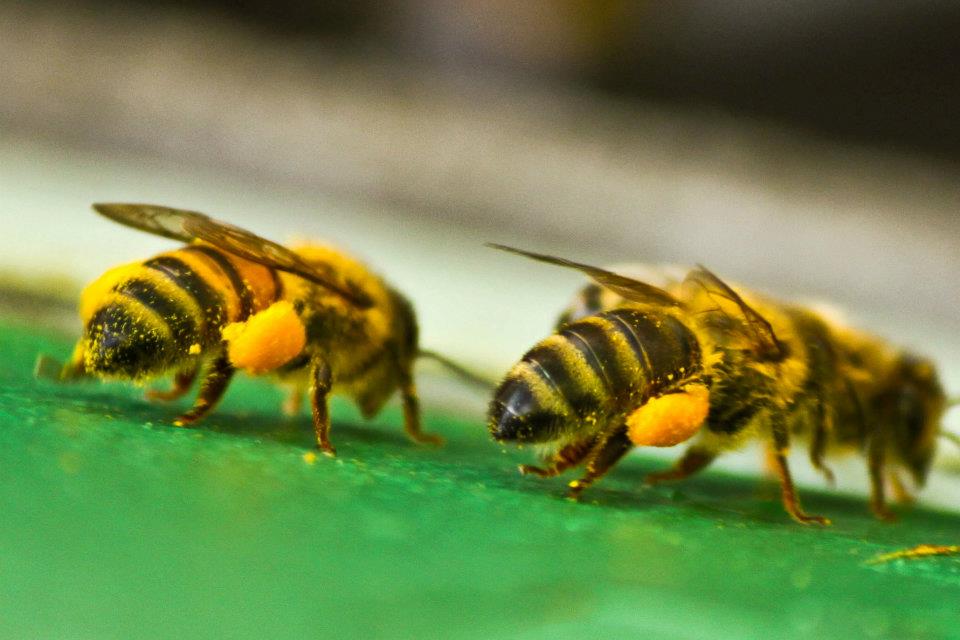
(889, 356, 945, 486)
(488, 375, 566, 444)
(82, 303, 175, 379)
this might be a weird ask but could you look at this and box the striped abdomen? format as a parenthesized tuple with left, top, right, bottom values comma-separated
(489, 308, 702, 443)
(80, 244, 282, 378)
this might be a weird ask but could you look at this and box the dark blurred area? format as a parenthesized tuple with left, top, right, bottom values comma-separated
(74, 0, 960, 161)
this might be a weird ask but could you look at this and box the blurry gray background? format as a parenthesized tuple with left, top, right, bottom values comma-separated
(1, 1, 958, 499)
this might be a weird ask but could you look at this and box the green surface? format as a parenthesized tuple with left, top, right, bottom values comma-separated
(2, 320, 959, 640)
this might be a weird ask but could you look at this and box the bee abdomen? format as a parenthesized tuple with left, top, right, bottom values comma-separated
(112, 278, 198, 350)
(490, 309, 702, 443)
(600, 308, 701, 394)
(490, 330, 611, 442)
(176, 245, 283, 322)
(144, 255, 226, 335)
(184, 246, 256, 318)
(527, 310, 701, 415)
(558, 320, 638, 400)
(522, 341, 604, 419)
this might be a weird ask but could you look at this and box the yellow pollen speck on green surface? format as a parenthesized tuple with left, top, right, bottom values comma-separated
(867, 544, 960, 564)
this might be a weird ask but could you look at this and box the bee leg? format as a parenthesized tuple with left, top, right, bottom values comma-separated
(868, 439, 896, 521)
(174, 353, 235, 426)
(41, 342, 89, 381)
(770, 452, 831, 526)
(309, 358, 336, 457)
(770, 416, 831, 525)
(147, 365, 199, 401)
(644, 446, 715, 485)
(889, 471, 914, 505)
(282, 386, 304, 416)
(520, 437, 596, 477)
(566, 427, 632, 500)
(808, 407, 836, 485)
(397, 361, 444, 446)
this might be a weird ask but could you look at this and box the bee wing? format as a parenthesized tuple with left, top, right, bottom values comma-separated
(93, 203, 373, 308)
(603, 263, 689, 290)
(683, 265, 784, 360)
(488, 243, 680, 307)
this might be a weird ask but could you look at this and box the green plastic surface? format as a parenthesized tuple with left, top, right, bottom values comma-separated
(2, 320, 959, 639)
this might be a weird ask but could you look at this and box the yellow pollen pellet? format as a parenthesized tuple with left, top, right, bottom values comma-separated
(627, 384, 710, 447)
(222, 300, 306, 374)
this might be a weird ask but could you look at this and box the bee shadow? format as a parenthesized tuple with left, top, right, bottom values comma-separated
(550, 457, 960, 533)
(58, 387, 411, 451)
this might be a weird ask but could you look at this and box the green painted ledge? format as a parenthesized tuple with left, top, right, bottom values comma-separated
(1, 320, 958, 640)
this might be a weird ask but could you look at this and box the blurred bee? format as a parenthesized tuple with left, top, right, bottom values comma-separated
(42, 203, 446, 455)
(488, 244, 952, 525)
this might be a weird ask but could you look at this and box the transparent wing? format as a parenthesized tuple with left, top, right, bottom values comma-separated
(554, 264, 689, 328)
(92, 202, 199, 242)
(488, 243, 680, 308)
(93, 203, 373, 308)
(683, 265, 783, 360)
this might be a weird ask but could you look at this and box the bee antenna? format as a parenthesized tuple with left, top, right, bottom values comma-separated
(417, 350, 493, 391)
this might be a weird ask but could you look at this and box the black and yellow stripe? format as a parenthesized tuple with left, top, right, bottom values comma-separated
(143, 255, 226, 333)
(182, 245, 256, 319)
(112, 277, 199, 350)
(83, 245, 283, 377)
(489, 309, 702, 443)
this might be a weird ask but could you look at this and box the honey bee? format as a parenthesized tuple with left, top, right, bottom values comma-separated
(45, 203, 445, 455)
(488, 244, 951, 525)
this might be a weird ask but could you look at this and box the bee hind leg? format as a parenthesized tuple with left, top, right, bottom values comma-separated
(644, 446, 715, 485)
(889, 470, 914, 505)
(147, 365, 199, 401)
(566, 427, 632, 501)
(173, 353, 235, 426)
(771, 416, 831, 526)
(770, 452, 831, 526)
(397, 359, 443, 446)
(867, 439, 896, 521)
(309, 357, 336, 457)
(520, 437, 596, 477)
(808, 411, 836, 485)
(282, 386, 304, 416)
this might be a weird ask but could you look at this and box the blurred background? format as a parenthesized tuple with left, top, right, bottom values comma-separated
(1, 1, 958, 496)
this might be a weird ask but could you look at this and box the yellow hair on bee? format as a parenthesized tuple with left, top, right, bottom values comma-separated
(78, 262, 143, 323)
(288, 244, 392, 337)
(222, 300, 306, 374)
(627, 384, 710, 447)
